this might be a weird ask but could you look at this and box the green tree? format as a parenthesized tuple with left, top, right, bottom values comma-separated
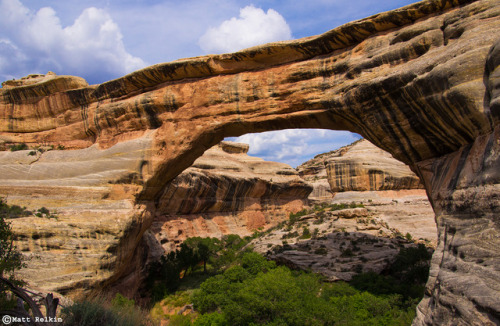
(0, 218, 23, 278)
(0, 201, 26, 309)
(240, 252, 276, 275)
(197, 242, 210, 273)
(178, 243, 199, 276)
(184, 237, 220, 273)
(146, 251, 183, 300)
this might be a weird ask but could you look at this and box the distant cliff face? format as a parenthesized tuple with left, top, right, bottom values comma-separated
(1, 0, 499, 324)
(151, 141, 311, 253)
(297, 139, 423, 199)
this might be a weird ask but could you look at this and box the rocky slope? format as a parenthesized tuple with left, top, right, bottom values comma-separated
(0, 0, 499, 324)
(251, 190, 436, 281)
(297, 139, 423, 200)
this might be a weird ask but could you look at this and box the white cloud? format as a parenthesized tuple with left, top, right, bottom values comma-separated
(199, 5, 292, 54)
(0, 0, 146, 85)
(228, 129, 361, 167)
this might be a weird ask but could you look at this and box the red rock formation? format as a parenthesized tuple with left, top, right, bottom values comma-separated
(0, 0, 499, 324)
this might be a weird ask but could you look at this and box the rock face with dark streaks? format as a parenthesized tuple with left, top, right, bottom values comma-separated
(151, 141, 311, 253)
(297, 139, 423, 199)
(1, 0, 499, 324)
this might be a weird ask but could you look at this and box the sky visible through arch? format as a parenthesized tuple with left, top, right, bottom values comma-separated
(0, 0, 418, 167)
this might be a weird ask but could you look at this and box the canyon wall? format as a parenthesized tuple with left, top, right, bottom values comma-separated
(150, 141, 311, 254)
(297, 139, 423, 199)
(1, 0, 499, 324)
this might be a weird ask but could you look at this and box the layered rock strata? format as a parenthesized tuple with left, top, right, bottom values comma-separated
(297, 139, 423, 199)
(0, 135, 154, 297)
(1, 0, 499, 324)
(150, 141, 311, 253)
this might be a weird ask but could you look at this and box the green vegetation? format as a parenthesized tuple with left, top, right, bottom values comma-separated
(299, 226, 311, 239)
(9, 143, 28, 151)
(0, 199, 26, 309)
(61, 293, 153, 326)
(145, 234, 431, 325)
(287, 202, 365, 227)
(190, 252, 417, 325)
(350, 244, 432, 300)
(0, 198, 64, 311)
(2, 142, 67, 153)
(146, 235, 254, 302)
(0, 197, 31, 219)
(35, 206, 58, 219)
(1, 197, 57, 220)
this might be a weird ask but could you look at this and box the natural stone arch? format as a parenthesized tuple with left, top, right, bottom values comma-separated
(1, 0, 499, 324)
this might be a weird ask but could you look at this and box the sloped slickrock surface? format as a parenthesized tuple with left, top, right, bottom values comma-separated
(1, 1, 499, 324)
(331, 190, 437, 246)
(0, 135, 154, 297)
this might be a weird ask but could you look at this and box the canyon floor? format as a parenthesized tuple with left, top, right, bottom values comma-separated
(252, 189, 436, 282)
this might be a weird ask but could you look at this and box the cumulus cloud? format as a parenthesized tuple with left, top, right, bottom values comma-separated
(228, 129, 362, 167)
(0, 0, 146, 85)
(199, 5, 292, 54)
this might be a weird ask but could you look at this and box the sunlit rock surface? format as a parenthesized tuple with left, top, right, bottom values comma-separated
(297, 139, 423, 200)
(0, 0, 499, 324)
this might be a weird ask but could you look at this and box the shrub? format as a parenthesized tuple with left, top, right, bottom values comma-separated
(299, 227, 311, 239)
(35, 207, 57, 219)
(351, 244, 433, 300)
(0, 198, 31, 219)
(241, 252, 276, 275)
(194, 312, 228, 326)
(192, 260, 416, 326)
(0, 210, 26, 309)
(288, 209, 308, 226)
(168, 314, 194, 326)
(9, 143, 28, 151)
(390, 244, 432, 284)
(60, 299, 149, 326)
(314, 247, 328, 255)
(328, 291, 415, 325)
(341, 248, 354, 257)
(111, 293, 135, 310)
(320, 281, 359, 299)
(282, 231, 299, 239)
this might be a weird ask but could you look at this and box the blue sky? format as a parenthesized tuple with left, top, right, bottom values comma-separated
(0, 0, 418, 167)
